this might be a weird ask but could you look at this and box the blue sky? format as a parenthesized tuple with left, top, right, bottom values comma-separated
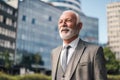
(81, 0, 111, 44)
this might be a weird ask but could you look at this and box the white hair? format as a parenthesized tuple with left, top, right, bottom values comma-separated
(62, 10, 81, 24)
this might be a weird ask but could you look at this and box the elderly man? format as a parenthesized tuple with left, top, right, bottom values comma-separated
(51, 10, 107, 80)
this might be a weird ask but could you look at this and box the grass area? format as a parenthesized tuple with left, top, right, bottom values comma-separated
(0, 72, 51, 80)
(0, 72, 120, 80)
(108, 74, 120, 80)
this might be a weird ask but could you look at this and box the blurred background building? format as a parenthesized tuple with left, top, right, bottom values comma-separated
(107, 2, 120, 60)
(16, 0, 62, 69)
(0, 1, 17, 66)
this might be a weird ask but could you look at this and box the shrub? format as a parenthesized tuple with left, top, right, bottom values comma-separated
(0, 72, 17, 80)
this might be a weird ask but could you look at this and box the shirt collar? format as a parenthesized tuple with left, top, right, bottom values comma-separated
(63, 37, 79, 49)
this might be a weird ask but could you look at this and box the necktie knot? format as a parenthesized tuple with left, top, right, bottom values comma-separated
(65, 45, 71, 50)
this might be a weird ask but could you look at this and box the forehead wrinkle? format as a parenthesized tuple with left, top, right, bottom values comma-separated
(60, 14, 77, 22)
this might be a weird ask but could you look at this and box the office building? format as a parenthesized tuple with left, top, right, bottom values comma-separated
(16, 0, 62, 69)
(0, 1, 17, 61)
(107, 2, 120, 60)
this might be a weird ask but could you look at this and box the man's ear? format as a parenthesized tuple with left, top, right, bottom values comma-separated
(77, 22, 82, 30)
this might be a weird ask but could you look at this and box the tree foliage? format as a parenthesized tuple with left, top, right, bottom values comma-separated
(4, 50, 13, 69)
(20, 52, 44, 68)
(103, 47, 120, 74)
(0, 50, 13, 69)
(33, 52, 44, 65)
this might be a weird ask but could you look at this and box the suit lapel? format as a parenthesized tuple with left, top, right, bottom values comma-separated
(52, 46, 62, 80)
(64, 39, 86, 80)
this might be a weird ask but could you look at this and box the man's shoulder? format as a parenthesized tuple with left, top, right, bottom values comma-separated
(81, 40, 101, 49)
(81, 40, 104, 56)
(87, 43, 100, 48)
(52, 45, 62, 52)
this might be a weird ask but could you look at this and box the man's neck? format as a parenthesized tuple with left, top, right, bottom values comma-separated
(63, 35, 78, 45)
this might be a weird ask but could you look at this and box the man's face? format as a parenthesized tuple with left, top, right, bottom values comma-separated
(58, 12, 79, 40)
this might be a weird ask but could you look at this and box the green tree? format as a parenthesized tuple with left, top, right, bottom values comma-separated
(1, 50, 13, 74)
(34, 53, 41, 65)
(104, 47, 120, 74)
(20, 52, 44, 69)
(32, 52, 44, 73)
(0, 52, 4, 59)
(3, 50, 13, 69)
(33, 52, 44, 65)
(20, 54, 33, 68)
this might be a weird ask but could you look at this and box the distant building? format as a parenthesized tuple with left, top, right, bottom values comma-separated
(0, 1, 17, 61)
(16, 0, 62, 69)
(107, 2, 120, 60)
(48, 0, 81, 13)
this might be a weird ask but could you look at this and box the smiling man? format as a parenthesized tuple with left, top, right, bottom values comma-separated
(51, 10, 107, 80)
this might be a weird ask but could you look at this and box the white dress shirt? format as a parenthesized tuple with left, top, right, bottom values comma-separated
(60, 37, 80, 66)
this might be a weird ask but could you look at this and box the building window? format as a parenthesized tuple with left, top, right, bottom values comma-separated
(32, 18, 35, 24)
(48, 16, 52, 21)
(14, 12, 17, 17)
(22, 15, 26, 21)
(0, 27, 15, 38)
(6, 18, 12, 26)
(3, 17, 6, 24)
(7, 8, 13, 15)
(13, 21, 17, 27)
(0, 15, 3, 22)
(0, 3, 2, 9)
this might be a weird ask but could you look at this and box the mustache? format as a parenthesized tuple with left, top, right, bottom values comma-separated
(60, 27, 71, 32)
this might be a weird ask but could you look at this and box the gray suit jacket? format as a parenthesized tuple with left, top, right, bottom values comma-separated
(51, 39, 107, 80)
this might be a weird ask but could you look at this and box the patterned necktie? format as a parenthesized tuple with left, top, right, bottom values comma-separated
(62, 45, 71, 71)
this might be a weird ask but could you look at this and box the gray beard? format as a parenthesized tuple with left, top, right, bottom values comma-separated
(59, 29, 79, 40)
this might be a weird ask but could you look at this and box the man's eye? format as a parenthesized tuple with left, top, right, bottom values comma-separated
(67, 19, 72, 22)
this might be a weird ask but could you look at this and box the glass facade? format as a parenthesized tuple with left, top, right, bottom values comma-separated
(79, 13, 98, 44)
(16, 0, 62, 69)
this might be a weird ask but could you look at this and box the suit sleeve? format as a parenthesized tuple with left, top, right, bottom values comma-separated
(51, 50, 54, 80)
(94, 47, 107, 80)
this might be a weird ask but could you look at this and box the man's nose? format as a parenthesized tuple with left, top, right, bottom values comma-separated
(62, 21, 67, 27)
